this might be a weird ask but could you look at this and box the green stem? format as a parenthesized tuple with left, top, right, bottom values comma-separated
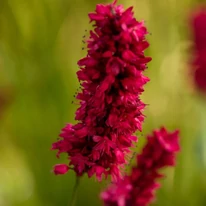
(199, 98, 206, 169)
(69, 177, 80, 206)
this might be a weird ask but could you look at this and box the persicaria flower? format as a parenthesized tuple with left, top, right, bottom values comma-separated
(190, 5, 206, 93)
(52, 0, 151, 181)
(101, 127, 180, 206)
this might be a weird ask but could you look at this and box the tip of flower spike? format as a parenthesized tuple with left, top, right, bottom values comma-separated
(53, 164, 69, 175)
(113, 0, 117, 5)
(156, 127, 180, 152)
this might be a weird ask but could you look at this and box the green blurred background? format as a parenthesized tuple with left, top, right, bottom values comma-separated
(0, 0, 206, 205)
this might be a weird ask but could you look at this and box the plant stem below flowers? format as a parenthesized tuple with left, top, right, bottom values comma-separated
(69, 177, 80, 206)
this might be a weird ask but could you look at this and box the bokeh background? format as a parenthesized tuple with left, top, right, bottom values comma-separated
(0, 0, 206, 205)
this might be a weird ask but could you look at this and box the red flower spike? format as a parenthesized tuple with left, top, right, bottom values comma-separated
(190, 5, 206, 93)
(101, 127, 180, 206)
(52, 0, 151, 181)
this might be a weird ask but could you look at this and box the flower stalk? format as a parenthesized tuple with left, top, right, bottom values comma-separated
(70, 177, 80, 206)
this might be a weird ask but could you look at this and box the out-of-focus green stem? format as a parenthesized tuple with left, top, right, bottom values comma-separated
(199, 97, 206, 169)
(69, 177, 80, 206)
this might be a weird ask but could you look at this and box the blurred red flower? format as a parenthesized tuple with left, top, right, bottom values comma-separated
(101, 127, 180, 206)
(190, 5, 206, 93)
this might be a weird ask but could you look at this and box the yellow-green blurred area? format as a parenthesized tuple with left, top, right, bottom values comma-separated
(0, 0, 206, 205)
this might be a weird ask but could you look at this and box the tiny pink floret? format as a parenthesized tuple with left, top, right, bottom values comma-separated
(53, 164, 69, 175)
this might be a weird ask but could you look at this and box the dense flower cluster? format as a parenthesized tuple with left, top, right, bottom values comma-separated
(190, 5, 206, 93)
(101, 127, 180, 206)
(52, 0, 151, 181)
